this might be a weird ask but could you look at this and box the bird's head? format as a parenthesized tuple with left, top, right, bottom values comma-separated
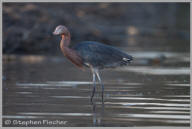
(53, 25, 69, 36)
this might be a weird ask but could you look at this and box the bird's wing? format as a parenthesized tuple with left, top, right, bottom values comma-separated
(73, 42, 133, 68)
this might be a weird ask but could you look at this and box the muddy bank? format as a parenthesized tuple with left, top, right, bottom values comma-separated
(3, 3, 190, 55)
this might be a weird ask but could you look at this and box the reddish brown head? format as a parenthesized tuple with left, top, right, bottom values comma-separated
(53, 25, 70, 36)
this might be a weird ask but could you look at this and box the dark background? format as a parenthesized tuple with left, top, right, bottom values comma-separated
(3, 3, 190, 56)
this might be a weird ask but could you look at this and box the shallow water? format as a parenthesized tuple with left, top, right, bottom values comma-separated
(2, 52, 190, 127)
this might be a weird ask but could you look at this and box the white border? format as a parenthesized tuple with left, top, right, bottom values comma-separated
(1, 0, 191, 128)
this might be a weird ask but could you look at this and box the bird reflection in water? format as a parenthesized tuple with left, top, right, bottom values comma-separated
(91, 100, 105, 126)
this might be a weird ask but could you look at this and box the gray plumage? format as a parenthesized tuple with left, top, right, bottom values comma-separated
(72, 41, 133, 69)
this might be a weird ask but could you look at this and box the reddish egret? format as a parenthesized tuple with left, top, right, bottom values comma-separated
(53, 25, 133, 102)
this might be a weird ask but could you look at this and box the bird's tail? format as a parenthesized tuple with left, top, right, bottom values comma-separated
(123, 54, 133, 63)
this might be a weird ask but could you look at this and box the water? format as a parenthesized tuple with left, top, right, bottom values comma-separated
(2, 51, 190, 127)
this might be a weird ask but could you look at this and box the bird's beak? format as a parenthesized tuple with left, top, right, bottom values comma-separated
(53, 31, 59, 35)
(53, 28, 61, 35)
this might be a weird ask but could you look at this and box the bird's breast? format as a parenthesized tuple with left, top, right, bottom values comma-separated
(61, 46, 84, 69)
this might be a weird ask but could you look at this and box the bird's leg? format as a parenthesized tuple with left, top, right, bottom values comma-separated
(91, 71, 96, 102)
(95, 70, 104, 103)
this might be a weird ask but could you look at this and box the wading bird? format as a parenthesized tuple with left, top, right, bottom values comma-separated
(53, 25, 133, 102)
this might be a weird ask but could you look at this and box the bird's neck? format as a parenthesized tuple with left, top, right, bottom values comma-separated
(60, 33, 71, 47)
(60, 34, 71, 56)
(59, 33, 83, 69)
